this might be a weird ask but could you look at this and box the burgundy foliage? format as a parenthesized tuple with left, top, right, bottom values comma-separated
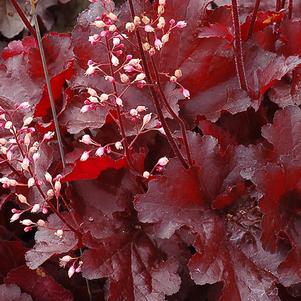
(1, 0, 301, 300)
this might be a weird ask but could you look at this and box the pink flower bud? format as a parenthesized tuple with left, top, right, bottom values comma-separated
(24, 226, 33, 232)
(154, 38, 163, 50)
(68, 265, 75, 278)
(42, 207, 49, 214)
(182, 88, 190, 99)
(27, 177, 35, 188)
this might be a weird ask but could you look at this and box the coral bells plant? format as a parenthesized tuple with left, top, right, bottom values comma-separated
(2, 0, 301, 300)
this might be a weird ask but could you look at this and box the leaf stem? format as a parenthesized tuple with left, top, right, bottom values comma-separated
(231, 0, 249, 93)
(276, 0, 282, 10)
(9, 0, 37, 40)
(247, 0, 261, 39)
(127, 0, 189, 169)
(31, 1, 66, 170)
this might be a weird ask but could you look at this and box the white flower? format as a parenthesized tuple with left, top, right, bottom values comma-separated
(135, 73, 146, 81)
(43, 131, 54, 140)
(154, 38, 163, 50)
(142, 113, 152, 127)
(111, 55, 119, 67)
(182, 88, 190, 99)
(80, 151, 90, 161)
(23, 116, 33, 126)
(143, 171, 150, 179)
(80, 135, 92, 145)
(125, 22, 135, 32)
(4, 121, 12, 129)
(27, 177, 35, 188)
(115, 141, 123, 150)
(55, 229, 64, 239)
(87, 88, 97, 96)
(144, 25, 154, 32)
(45, 172, 53, 183)
(10, 213, 21, 223)
(17, 194, 27, 204)
(116, 98, 123, 106)
(130, 109, 138, 116)
(176, 21, 187, 28)
(157, 156, 169, 166)
(136, 106, 147, 112)
(68, 265, 75, 278)
(31, 204, 40, 213)
(20, 219, 34, 226)
(95, 147, 105, 157)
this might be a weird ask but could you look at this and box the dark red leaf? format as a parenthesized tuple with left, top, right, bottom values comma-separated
(62, 156, 127, 182)
(0, 283, 32, 301)
(5, 265, 73, 301)
(25, 214, 78, 270)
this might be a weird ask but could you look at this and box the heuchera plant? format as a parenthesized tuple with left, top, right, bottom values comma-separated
(1, 0, 301, 300)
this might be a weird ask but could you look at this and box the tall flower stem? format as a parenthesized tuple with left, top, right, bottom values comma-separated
(247, 0, 261, 39)
(10, 0, 37, 40)
(288, 0, 293, 19)
(149, 56, 193, 167)
(128, 0, 189, 169)
(231, 0, 249, 93)
(105, 37, 136, 172)
(31, 1, 66, 170)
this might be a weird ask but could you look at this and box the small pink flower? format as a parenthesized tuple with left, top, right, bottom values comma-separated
(176, 21, 187, 28)
(154, 38, 163, 50)
(182, 88, 190, 99)
(144, 25, 154, 32)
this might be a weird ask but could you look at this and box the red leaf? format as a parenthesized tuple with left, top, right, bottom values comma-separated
(25, 214, 78, 270)
(62, 156, 127, 182)
(5, 266, 73, 301)
(0, 283, 32, 301)
(34, 61, 74, 118)
(82, 233, 181, 301)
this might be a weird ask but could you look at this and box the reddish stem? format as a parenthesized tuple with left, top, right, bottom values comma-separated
(247, 0, 261, 39)
(276, 0, 282, 10)
(128, 0, 189, 169)
(105, 36, 136, 172)
(9, 0, 37, 40)
(288, 0, 293, 19)
(231, 0, 249, 93)
(149, 56, 193, 167)
(281, 0, 286, 8)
